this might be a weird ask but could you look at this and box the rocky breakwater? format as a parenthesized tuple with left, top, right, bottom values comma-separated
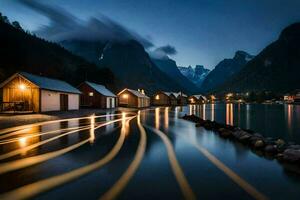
(182, 114, 300, 173)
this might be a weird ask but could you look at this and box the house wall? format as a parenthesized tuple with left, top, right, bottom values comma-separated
(41, 90, 79, 112)
(152, 92, 170, 106)
(78, 83, 114, 108)
(1, 76, 40, 112)
(118, 90, 138, 107)
(41, 90, 60, 112)
(68, 93, 80, 110)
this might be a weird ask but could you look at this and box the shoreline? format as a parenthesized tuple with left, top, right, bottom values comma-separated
(182, 114, 300, 175)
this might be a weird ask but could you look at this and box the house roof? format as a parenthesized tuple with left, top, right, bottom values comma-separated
(172, 92, 187, 98)
(0, 72, 81, 94)
(192, 95, 207, 101)
(162, 92, 175, 97)
(118, 88, 149, 98)
(85, 81, 116, 97)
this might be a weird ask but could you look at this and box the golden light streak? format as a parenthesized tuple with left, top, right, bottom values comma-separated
(0, 113, 128, 136)
(0, 116, 136, 200)
(89, 114, 95, 144)
(155, 107, 160, 129)
(0, 118, 128, 161)
(144, 125, 196, 200)
(189, 141, 268, 200)
(100, 114, 147, 200)
(226, 103, 234, 126)
(164, 107, 169, 129)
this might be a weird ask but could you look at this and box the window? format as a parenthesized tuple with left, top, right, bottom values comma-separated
(155, 95, 160, 100)
(89, 92, 94, 97)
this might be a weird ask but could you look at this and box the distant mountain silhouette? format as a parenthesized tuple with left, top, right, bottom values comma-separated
(152, 57, 200, 93)
(178, 65, 210, 88)
(0, 20, 115, 89)
(217, 23, 300, 93)
(201, 51, 253, 92)
(62, 39, 190, 94)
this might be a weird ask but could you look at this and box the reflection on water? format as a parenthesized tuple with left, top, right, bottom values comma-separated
(89, 115, 95, 144)
(155, 107, 160, 129)
(226, 104, 233, 126)
(164, 107, 169, 129)
(185, 103, 300, 143)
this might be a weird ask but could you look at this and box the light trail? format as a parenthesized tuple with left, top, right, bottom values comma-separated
(0, 116, 136, 200)
(100, 111, 147, 200)
(143, 125, 196, 200)
(189, 141, 268, 200)
(0, 125, 91, 144)
(0, 120, 123, 175)
(0, 113, 129, 136)
(0, 117, 130, 161)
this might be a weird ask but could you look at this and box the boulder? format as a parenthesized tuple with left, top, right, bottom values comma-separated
(220, 130, 232, 138)
(264, 145, 278, 154)
(283, 149, 300, 163)
(253, 140, 265, 149)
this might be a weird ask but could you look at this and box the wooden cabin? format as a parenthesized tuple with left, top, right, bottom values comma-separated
(173, 92, 188, 105)
(188, 95, 207, 104)
(0, 72, 80, 113)
(118, 88, 150, 108)
(78, 81, 117, 109)
(152, 91, 177, 106)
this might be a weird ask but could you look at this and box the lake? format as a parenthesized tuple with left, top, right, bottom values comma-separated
(1, 106, 300, 199)
(185, 103, 300, 143)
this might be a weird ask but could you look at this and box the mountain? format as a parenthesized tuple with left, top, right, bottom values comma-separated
(61, 39, 189, 94)
(178, 65, 210, 87)
(152, 57, 200, 93)
(201, 51, 253, 92)
(217, 23, 300, 93)
(0, 20, 115, 89)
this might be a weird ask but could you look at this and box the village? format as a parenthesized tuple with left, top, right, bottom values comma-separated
(1, 71, 300, 115)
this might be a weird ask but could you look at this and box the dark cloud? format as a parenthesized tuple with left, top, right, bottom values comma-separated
(156, 45, 177, 55)
(149, 45, 178, 59)
(18, 0, 153, 48)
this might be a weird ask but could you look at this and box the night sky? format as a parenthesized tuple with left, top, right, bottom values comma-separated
(1, 0, 300, 69)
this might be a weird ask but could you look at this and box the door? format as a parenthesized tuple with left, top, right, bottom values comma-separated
(106, 97, 110, 108)
(60, 94, 68, 111)
(111, 98, 115, 108)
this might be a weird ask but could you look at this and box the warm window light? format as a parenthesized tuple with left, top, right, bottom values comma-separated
(89, 92, 94, 97)
(155, 95, 160, 100)
(19, 84, 26, 90)
(122, 94, 128, 99)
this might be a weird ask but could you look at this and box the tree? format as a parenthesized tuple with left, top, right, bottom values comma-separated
(0, 12, 9, 24)
(12, 21, 23, 31)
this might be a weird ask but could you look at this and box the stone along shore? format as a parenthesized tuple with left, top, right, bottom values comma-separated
(182, 114, 300, 174)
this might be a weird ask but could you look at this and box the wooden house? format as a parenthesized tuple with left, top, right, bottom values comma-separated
(152, 91, 177, 106)
(173, 92, 188, 105)
(188, 95, 207, 104)
(0, 72, 80, 113)
(118, 88, 150, 108)
(78, 81, 117, 109)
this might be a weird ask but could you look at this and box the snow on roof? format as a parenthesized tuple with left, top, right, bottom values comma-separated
(19, 72, 81, 94)
(119, 88, 149, 98)
(192, 95, 207, 101)
(162, 92, 175, 97)
(172, 92, 187, 98)
(85, 81, 116, 97)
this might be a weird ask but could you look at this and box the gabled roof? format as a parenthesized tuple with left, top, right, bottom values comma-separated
(161, 92, 175, 97)
(118, 88, 149, 98)
(0, 72, 81, 94)
(172, 92, 187, 98)
(85, 81, 116, 97)
(191, 94, 207, 101)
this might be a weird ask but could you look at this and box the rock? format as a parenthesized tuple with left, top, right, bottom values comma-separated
(287, 145, 300, 150)
(253, 140, 265, 149)
(220, 130, 232, 138)
(275, 139, 285, 146)
(238, 134, 251, 143)
(264, 145, 278, 154)
(283, 149, 300, 163)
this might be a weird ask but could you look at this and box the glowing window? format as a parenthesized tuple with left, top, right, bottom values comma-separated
(155, 95, 160, 100)
(89, 92, 94, 97)
(122, 94, 128, 99)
